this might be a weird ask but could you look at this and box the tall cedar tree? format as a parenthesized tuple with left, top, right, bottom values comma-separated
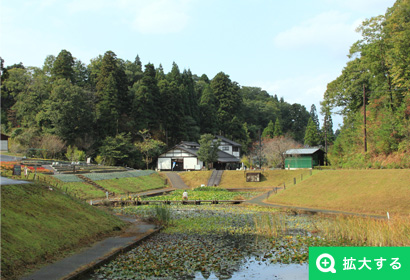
(133, 63, 160, 131)
(210, 72, 241, 135)
(304, 117, 320, 147)
(273, 118, 283, 137)
(262, 120, 274, 138)
(51, 49, 75, 83)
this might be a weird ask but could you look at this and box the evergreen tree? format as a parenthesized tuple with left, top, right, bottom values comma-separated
(262, 120, 274, 138)
(96, 74, 119, 138)
(273, 118, 283, 137)
(197, 134, 220, 169)
(210, 72, 241, 135)
(310, 104, 320, 132)
(304, 117, 320, 147)
(199, 84, 218, 135)
(133, 63, 160, 131)
(51, 50, 74, 82)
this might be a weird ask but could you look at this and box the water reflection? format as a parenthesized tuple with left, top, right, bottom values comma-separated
(195, 259, 308, 280)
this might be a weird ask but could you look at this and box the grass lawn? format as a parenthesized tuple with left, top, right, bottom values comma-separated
(179, 171, 212, 188)
(267, 169, 410, 216)
(1, 182, 125, 280)
(97, 173, 168, 196)
(219, 170, 314, 189)
(59, 182, 107, 199)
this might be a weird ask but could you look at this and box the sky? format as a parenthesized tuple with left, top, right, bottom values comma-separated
(0, 0, 397, 130)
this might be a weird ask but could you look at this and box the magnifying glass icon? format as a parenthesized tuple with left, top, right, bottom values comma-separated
(316, 253, 336, 273)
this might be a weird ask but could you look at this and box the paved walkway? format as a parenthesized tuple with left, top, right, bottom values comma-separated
(165, 172, 189, 189)
(245, 192, 386, 219)
(20, 215, 159, 280)
(1, 176, 31, 185)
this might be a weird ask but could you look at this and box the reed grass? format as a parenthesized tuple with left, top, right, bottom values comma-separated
(154, 205, 172, 226)
(313, 215, 410, 246)
(253, 213, 287, 238)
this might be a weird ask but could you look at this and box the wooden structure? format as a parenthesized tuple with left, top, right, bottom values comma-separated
(246, 172, 261, 182)
(284, 148, 325, 169)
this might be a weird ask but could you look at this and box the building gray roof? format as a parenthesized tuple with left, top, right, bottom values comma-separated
(284, 148, 324, 155)
(216, 150, 241, 163)
(215, 135, 242, 147)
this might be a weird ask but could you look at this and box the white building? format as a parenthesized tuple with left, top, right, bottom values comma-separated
(157, 137, 241, 171)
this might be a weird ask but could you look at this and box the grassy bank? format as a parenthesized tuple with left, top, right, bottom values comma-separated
(267, 169, 410, 216)
(179, 170, 312, 189)
(219, 170, 313, 189)
(179, 171, 212, 188)
(49, 172, 168, 200)
(1, 182, 125, 280)
(98, 173, 167, 196)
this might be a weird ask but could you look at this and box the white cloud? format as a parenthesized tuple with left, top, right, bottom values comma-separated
(273, 11, 361, 54)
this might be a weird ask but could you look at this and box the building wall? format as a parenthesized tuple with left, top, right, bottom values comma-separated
(184, 157, 202, 170)
(0, 140, 8, 151)
(158, 158, 172, 170)
(285, 156, 313, 169)
(218, 141, 240, 159)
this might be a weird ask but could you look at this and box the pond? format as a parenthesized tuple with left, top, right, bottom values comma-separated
(89, 205, 338, 280)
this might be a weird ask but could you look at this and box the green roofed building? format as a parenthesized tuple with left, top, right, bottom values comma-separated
(284, 148, 325, 169)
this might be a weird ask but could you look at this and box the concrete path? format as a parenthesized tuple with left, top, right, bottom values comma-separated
(165, 172, 189, 189)
(245, 192, 386, 219)
(207, 170, 224, 186)
(0, 154, 23, 162)
(1, 176, 31, 185)
(20, 215, 159, 280)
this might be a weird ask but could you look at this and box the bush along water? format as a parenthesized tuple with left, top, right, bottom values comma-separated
(92, 205, 354, 279)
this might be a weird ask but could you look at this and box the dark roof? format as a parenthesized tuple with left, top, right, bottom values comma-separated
(216, 150, 241, 163)
(180, 141, 200, 148)
(159, 145, 240, 163)
(215, 135, 241, 147)
(285, 148, 324, 155)
(177, 145, 199, 156)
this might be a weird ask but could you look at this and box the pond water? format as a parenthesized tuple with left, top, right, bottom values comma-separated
(90, 205, 324, 280)
(194, 259, 308, 280)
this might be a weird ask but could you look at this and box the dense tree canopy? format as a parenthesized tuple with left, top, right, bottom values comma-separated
(322, 0, 410, 168)
(1, 49, 315, 168)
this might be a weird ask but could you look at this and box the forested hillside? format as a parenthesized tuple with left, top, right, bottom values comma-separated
(1, 51, 312, 167)
(322, 0, 410, 168)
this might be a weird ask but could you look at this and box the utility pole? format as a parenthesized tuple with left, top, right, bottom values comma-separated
(363, 84, 367, 153)
(324, 114, 328, 166)
(258, 128, 262, 169)
(324, 115, 328, 154)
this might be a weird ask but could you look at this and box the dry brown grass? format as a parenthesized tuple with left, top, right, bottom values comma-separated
(219, 170, 312, 189)
(178, 171, 213, 188)
(268, 169, 410, 216)
(315, 215, 410, 246)
(179, 169, 313, 189)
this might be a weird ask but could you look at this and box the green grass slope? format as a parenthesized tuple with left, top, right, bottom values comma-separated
(267, 169, 410, 216)
(1, 182, 125, 279)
